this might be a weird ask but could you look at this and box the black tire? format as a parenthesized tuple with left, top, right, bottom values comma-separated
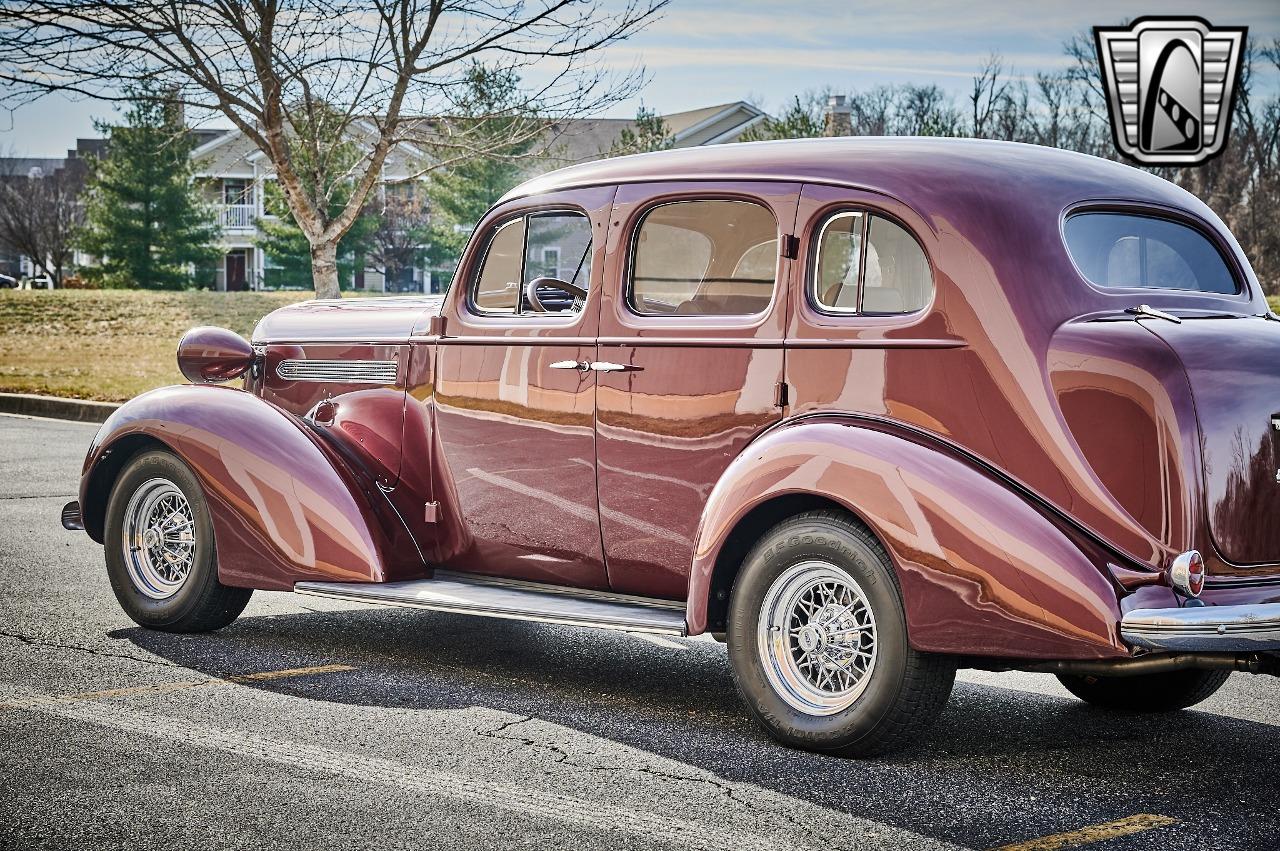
(726, 510, 956, 757)
(104, 449, 251, 632)
(1057, 668, 1231, 712)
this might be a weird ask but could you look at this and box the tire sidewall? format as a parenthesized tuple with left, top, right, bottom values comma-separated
(104, 450, 218, 629)
(727, 517, 910, 752)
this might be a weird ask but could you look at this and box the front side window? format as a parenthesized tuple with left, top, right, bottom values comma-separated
(629, 199, 777, 316)
(470, 211, 593, 315)
(1064, 212, 1238, 294)
(812, 211, 932, 314)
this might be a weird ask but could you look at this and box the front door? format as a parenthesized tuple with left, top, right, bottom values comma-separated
(225, 250, 247, 291)
(595, 182, 799, 599)
(434, 186, 614, 589)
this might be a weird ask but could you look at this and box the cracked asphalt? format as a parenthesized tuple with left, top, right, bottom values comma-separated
(1, 412, 1278, 850)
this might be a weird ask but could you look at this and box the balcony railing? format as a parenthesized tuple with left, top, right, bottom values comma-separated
(220, 204, 257, 230)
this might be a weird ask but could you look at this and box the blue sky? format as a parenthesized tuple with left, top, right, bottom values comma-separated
(2, 0, 1277, 157)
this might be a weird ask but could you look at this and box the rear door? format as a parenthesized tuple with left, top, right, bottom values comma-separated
(595, 182, 800, 599)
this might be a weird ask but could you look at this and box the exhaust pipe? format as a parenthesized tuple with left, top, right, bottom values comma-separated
(1020, 652, 1279, 678)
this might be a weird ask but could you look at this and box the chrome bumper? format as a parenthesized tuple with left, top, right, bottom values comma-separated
(1122, 603, 1280, 652)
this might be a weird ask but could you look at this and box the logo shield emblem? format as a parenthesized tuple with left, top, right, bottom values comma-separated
(1094, 17, 1247, 165)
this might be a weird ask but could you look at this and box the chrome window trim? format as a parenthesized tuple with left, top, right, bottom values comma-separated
(810, 210, 868, 315)
(808, 209, 934, 317)
(467, 209, 593, 319)
(275, 359, 398, 384)
(624, 197, 780, 319)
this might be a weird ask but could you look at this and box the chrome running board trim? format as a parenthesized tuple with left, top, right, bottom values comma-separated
(1121, 603, 1280, 651)
(294, 574, 688, 636)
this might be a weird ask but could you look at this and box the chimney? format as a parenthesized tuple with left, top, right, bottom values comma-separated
(824, 94, 852, 137)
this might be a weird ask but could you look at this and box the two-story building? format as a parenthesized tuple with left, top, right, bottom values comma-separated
(189, 101, 767, 293)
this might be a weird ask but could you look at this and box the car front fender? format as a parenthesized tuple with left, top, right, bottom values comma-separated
(688, 415, 1129, 660)
(80, 384, 424, 590)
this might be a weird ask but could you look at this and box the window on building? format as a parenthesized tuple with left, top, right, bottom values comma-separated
(629, 199, 777, 316)
(1063, 212, 1238, 294)
(811, 211, 932, 314)
(223, 178, 253, 206)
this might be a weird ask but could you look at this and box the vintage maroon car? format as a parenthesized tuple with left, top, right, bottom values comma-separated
(64, 138, 1280, 755)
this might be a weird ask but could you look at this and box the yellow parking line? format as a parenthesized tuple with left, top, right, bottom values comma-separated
(991, 814, 1178, 851)
(225, 664, 355, 683)
(0, 664, 355, 710)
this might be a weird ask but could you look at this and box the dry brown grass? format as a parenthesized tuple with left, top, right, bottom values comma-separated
(0, 290, 314, 401)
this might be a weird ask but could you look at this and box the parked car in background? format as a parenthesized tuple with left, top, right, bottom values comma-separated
(64, 138, 1280, 756)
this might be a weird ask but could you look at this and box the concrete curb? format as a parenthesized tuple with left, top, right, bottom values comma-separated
(0, 392, 120, 424)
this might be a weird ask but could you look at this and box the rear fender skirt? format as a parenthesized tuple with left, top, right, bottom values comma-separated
(80, 384, 425, 590)
(689, 416, 1128, 659)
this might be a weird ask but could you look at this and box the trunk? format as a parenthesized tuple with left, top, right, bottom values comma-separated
(311, 240, 342, 300)
(1143, 315, 1280, 565)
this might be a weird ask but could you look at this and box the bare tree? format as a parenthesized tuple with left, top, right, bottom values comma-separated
(368, 189, 431, 292)
(0, 1, 663, 298)
(0, 156, 85, 286)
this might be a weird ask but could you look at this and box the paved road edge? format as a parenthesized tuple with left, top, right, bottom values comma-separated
(0, 392, 119, 424)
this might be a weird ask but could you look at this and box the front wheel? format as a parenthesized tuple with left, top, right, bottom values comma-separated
(104, 449, 251, 632)
(1057, 668, 1231, 712)
(726, 510, 955, 757)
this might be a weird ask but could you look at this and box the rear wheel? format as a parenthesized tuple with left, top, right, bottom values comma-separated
(1057, 668, 1230, 712)
(726, 510, 955, 757)
(104, 449, 251, 632)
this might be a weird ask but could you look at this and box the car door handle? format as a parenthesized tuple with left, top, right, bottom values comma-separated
(550, 360, 590, 372)
(590, 361, 641, 373)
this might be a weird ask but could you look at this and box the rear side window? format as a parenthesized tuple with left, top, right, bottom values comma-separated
(629, 200, 777, 316)
(812, 211, 932, 314)
(470, 211, 593, 314)
(1064, 213, 1238, 294)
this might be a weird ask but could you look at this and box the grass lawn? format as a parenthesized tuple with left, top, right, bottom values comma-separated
(2, 290, 1278, 404)
(0, 290, 314, 402)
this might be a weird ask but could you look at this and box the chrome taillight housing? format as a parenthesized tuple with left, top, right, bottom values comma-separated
(1168, 550, 1206, 598)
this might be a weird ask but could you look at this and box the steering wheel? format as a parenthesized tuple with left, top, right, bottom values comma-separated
(524, 276, 587, 313)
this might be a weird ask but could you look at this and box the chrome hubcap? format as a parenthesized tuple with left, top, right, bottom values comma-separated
(121, 478, 196, 600)
(758, 561, 878, 716)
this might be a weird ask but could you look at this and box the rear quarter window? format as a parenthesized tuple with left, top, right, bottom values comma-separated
(1064, 212, 1238, 295)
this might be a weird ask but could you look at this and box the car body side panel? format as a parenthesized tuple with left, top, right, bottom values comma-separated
(688, 417, 1127, 659)
(80, 384, 425, 591)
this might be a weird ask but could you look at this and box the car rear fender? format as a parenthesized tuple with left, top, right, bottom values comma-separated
(688, 415, 1129, 659)
(80, 384, 425, 590)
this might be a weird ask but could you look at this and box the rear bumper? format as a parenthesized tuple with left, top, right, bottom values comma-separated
(1122, 603, 1280, 652)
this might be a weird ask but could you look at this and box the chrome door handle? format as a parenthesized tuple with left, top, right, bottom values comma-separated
(550, 360, 590, 372)
(590, 361, 641, 373)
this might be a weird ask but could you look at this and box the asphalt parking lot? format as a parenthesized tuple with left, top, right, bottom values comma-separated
(1, 411, 1277, 850)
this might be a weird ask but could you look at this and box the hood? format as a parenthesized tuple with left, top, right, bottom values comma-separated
(252, 295, 444, 343)
(1143, 315, 1280, 565)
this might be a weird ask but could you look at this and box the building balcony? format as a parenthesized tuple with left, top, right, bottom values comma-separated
(220, 204, 257, 230)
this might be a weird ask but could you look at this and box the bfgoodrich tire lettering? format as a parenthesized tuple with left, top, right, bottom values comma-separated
(104, 449, 251, 632)
(726, 510, 955, 757)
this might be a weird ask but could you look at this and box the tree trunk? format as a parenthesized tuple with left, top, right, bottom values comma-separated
(310, 240, 342, 299)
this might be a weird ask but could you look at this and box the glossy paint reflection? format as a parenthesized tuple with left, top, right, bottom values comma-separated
(81, 385, 423, 591)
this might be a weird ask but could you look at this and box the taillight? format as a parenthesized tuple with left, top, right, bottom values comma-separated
(1168, 550, 1206, 598)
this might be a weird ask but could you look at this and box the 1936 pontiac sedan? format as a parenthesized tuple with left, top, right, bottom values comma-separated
(64, 138, 1280, 756)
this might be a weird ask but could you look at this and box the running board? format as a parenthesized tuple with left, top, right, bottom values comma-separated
(294, 572, 688, 636)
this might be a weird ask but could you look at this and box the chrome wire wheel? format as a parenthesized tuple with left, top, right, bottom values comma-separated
(120, 477, 197, 600)
(758, 560, 879, 716)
